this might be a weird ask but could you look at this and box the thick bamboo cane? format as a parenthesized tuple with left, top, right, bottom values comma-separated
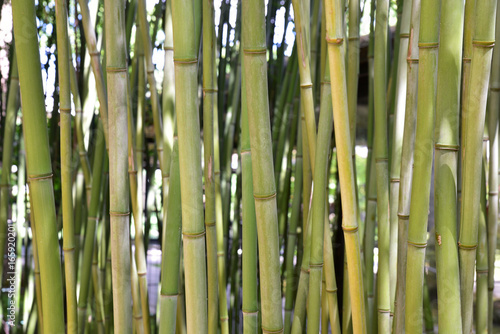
(324, 0, 367, 331)
(458, 0, 498, 332)
(433, 0, 464, 332)
(104, 0, 133, 329)
(242, 0, 283, 331)
(171, 0, 208, 331)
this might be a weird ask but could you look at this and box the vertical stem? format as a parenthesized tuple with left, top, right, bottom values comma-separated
(12, 0, 66, 332)
(104, 0, 133, 330)
(242, 0, 284, 331)
(433, 0, 464, 332)
(171, 0, 208, 331)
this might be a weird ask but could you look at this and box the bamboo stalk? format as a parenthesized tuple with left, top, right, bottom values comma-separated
(347, 0, 359, 147)
(392, 0, 420, 331)
(241, 49, 259, 334)
(476, 160, 488, 334)
(458, 0, 498, 332)
(433, 0, 464, 332)
(12, 0, 66, 331)
(171, 0, 208, 331)
(55, 0, 78, 330)
(373, 0, 391, 330)
(404, 1, 439, 333)
(104, 0, 133, 330)
(324, 0, 367, 331)
(242, 0, 283, 330)
(487, 4, 500, 331)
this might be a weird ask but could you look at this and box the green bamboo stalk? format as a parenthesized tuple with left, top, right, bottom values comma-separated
(291, 0, 317, 169)
(422, 273, 434, 333)
(104, 0, 133, 329)
(171, 0, 208, 331)
(458, 0, 498, 332)
(404, 1, 439, 333)
(476, 160, 488, 334)
(241, 0, 283, 331)
(202, 0, 222, 330)
(241, 49, 259, 334)
(12, 0, 65, 331)
(373, 0, 391, 330)
(283, 118, 303, 334)
(324, 216, 341, 334)
(392, 0, 420, 331)
(433, 0, 464, 332)
(307, 46, 335, 333)
(130, 245, 145, 334)
(388, 0, 411, 319)
(137, 0, 165, 172)
(77, 0, 109, 147)
(324, 0, 366, 331)
(92, 244, 105, 334)
(347, 0, 359, 147)
(0, 48, 19, 294)
(28, 196, 43, 334)
(55, 0, 78, 330)
(487, 5, 500, 332)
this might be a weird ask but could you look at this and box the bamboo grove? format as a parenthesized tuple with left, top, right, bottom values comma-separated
(1, 0, 500, 332)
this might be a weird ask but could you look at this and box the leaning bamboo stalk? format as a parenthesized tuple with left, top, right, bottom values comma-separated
(388, 0, 411, 318)
(240, 49, 259, 334)
(171, 0, 208, 331)
(392, 0, 420, 331)
(433, 0, 464, 332)
(202, 0, 222, 330)
(0, 48, 19, 292)
(12, 0, 66, 331)
(55, 0, 78, 330)
(404, 1, 439, 332)
(347, 0, 359, 146)
(458, 0, 498, 332)
(77, 0, 109, 147)
(373, 0, 391, 330)
(324, 0, 366, 331)
(487, 4, 500, 331)
(104, 0, 133, 329)
(242, 0, 283, 331)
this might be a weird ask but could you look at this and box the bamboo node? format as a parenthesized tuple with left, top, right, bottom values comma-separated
(0, 184, 10, 188)
(60, 107, 72, 113)
(418, 42, 439, 49)
(458, 242, 477, 250)
(472, 40, 495, 48)
(28, 173, 53, 182)
(220, 317, 229, 322)
(325, 288, 338, 293)
(348, 36, 360, 41)
(463, 57, 471, 63)
(476, 269, 489, 274)
(164, 46, 173, 51)
(262, 326, 284, 334)
(489, 191, 498, 196)
(183, 230, 206, 239)
(78, 151, 87, 156)
(203, 88, 218, 93)
(300, 83, 313, 89)
(390, 178, 400, 183)
(205, 221, 216, 227)
(320, 81, 331, 86)
(483, 136, 490, 142)
(128, 170, 138, 175)
(309, 262, 323, 268)
(399, 33, 410, 38)
(137, 271, 147, 277)
(435, 143, 459, 151)
(342, 225, 359, 233)
(109, 211, 130, 217)
(407, 240, 427, 248)
(147, 70, 155, 75)
(375, 158, 388, 163)
(325, 37, 344, 45)
(173, 58, 198, 64)
(106, 66, 127, 73)
(407, 58, 419, 64)
(254, 191, 277, 201)
(89, 51, 100, 56)
(397, 213, 409, 220)
(490, 86, 500, 92)
(217, 251, 225, 257)
(241, 149, 251, 155)
(241, 310, 259, 315)
(368, 197, 377, 202)
(378, 309, 391, 313)
(242, 48, 267, 55)
(300, 268, 310, 274)
(63, 247, 75, 252)
(160, 292, 179, 297)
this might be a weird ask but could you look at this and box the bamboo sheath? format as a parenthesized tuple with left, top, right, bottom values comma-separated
(55, 0, 78, 331)
(459, 0, 497, 332)
(242, 0, 283, 331)
(324, 0, 367, 332)
(12, 0, 66, 332)
(433, 0, 464, 332)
